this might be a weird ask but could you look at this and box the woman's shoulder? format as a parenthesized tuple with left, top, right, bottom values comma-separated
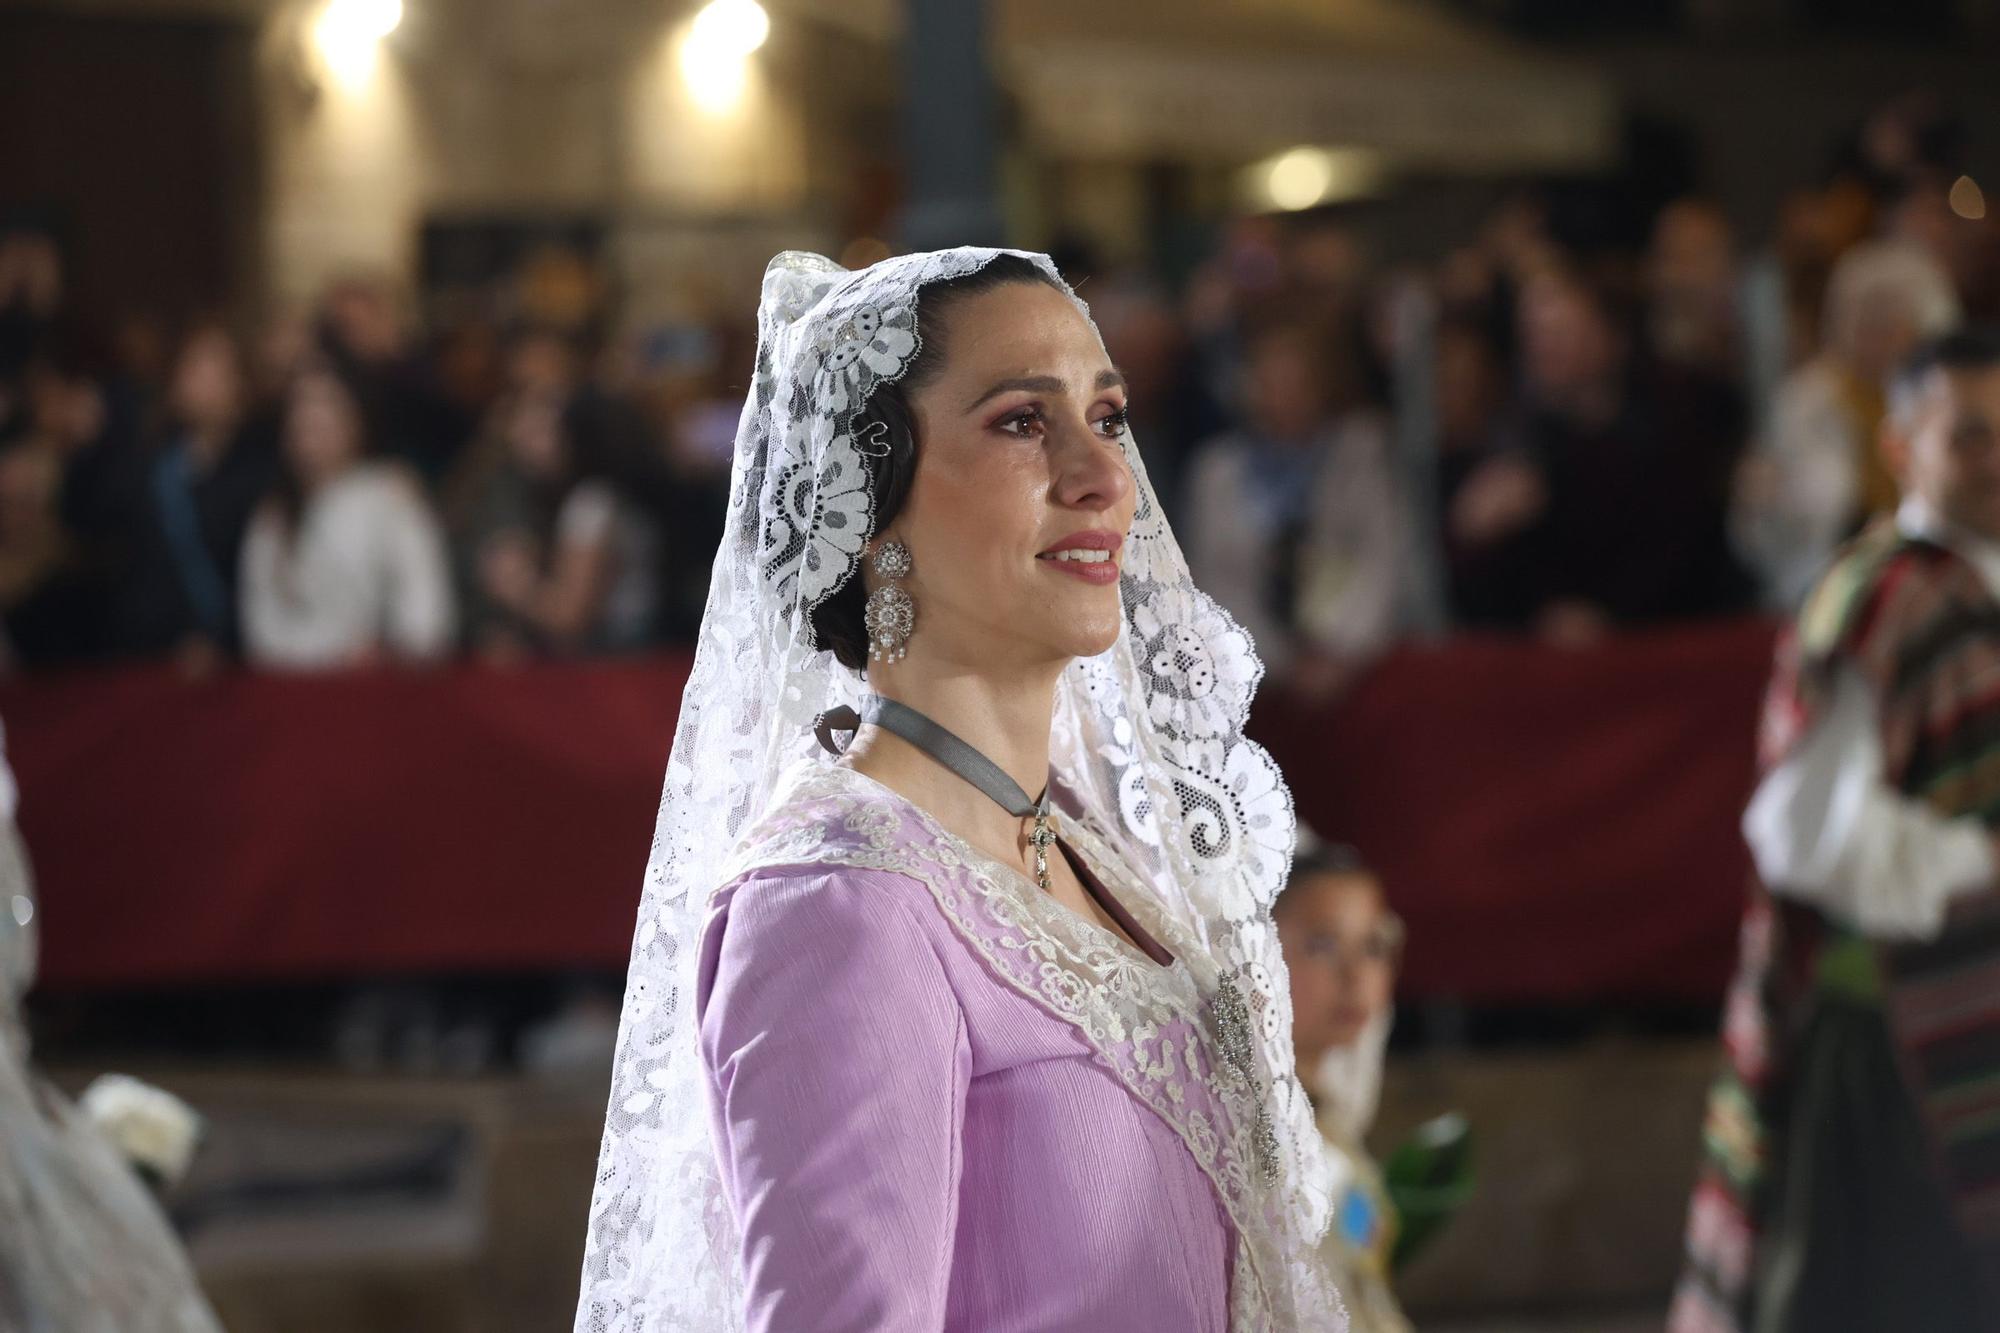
(1330, 408, 1391, 454)
(555, 479, 620, 546)
(241, 497, 285, 549)
(723, 762, 906, 867)
(713, 859, 937, 934)
(700, 860, 962, 1024)
(708, 764, 962, 947)
(333, 461, 433, 514)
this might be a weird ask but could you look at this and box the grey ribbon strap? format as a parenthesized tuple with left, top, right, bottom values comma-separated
(813, 697, 1049, 817)
(858, 694, 1048, 818)
(812, 694, 1056, 890)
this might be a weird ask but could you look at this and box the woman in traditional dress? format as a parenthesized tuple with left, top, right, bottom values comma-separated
(576, 249, 1343, 1331)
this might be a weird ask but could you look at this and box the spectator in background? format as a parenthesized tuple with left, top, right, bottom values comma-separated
(1450, 266, 1748, 642)
(252, 305, 315, 409)
(425, 316, 504, 466)
(1642, 199, 1759, 596)
(99, 323, 276, 665)
(1770, 179, 1879, 372)
(317, 273, 469, 485)
(1432, 317, 1523, 625)
(0, 226, 64, 399)
(1646, 199, 1745, 387)
(17, 334, 134, 546)
(239, 363, 456, 668)
(1885, 173, 2000, 326)
(1277, 835, 1413, 1333)
(0, 441, 93, 667)
(1182, 215, 1289, 415)
(1185, 319, 1411, 694)
(1733, 240, 1960, 608)
(452, 377, 658, 658)
(1090, 273, 1215, 531)
(0, 333, 133, 666)
(611, 312, 739, 641)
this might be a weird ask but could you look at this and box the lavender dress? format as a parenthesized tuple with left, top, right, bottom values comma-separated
(696, 765, 1283, 1331)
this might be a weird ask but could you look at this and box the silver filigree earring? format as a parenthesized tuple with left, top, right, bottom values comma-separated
(863, 540, 915, 662)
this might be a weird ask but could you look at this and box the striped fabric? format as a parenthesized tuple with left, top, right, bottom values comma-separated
(1885, 896, 2000, 1246)
(1674, 521, 2000, 1331)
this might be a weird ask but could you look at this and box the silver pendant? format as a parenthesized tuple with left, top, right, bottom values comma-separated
(1027, 812, 1054, 893)
(1211, 974, 1281, 1186)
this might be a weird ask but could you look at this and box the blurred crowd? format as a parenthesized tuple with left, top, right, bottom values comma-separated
(0, 236, 743, 673)
(3, 91, 1997, 686)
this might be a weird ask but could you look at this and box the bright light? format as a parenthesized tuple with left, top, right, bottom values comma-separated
(314, 0, 402, 84)
(1249, 146, 1385, 212)
(677, 0, 767, 114)
(679, 37, 749, 112)
(1266, 149, 1335, 211)
(1951, 175, 1987, 221)
(690, 0, 768, 58)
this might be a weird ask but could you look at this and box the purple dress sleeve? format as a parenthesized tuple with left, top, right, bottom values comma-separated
(696, 867, 971, 1332)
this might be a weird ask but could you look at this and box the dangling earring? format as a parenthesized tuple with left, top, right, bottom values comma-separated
(863, 540, 915, 662)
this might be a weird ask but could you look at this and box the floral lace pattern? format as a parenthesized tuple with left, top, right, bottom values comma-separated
(577, 248, 1341, 1333)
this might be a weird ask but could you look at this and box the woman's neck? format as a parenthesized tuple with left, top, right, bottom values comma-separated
(296, 456, 356, 495)
(180, 416, 240, 470)
(839, 662, 1062, 870)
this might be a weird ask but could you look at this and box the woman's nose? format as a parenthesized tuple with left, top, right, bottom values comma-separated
(1051, 420, 1132, 513)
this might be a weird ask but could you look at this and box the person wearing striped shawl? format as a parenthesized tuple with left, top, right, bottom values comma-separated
(1672, 329, 2000, 1333)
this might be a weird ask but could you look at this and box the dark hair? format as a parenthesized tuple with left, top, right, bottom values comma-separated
(1275, 836, 1379, 919)
(1903, 325, 2000, 380)
(1290, 838, 1373, 883)
(273, 360, 378, 539)
(811, 254, 1065, 669)
(1889, 325, 2000, 425)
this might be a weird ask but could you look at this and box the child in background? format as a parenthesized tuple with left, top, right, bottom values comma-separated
(1277, 834, 1413, 1333)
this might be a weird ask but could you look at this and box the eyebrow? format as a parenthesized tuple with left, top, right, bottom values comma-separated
(964, 368, 1127, 413)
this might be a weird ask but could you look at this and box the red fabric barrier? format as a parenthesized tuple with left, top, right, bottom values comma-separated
(0, 618, 1779, 999)
(3, 658, 684, 988)
(1258, 618, 1776, 1001)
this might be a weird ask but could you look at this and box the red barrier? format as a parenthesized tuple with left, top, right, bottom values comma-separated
(3, 658, 682, 988)
(0, 618, 1778, 1000)
(1258, 618, 1774, 1002)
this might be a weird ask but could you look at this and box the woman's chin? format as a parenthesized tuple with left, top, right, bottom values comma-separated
(954, 595, 1123, 667)
(1058, 618, 1124, 661)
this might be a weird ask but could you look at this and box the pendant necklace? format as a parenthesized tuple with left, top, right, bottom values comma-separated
(814, 694, 1281, 1185)
(815, 694, 1055, 892)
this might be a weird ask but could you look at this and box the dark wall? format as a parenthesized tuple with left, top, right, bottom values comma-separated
(1594, 39, 2000, 236)
(0, 8, 262, 333)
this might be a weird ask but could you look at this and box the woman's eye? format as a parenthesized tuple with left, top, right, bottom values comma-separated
(1096, 407, 1132, 439)
(998, 408, 1044, 438)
